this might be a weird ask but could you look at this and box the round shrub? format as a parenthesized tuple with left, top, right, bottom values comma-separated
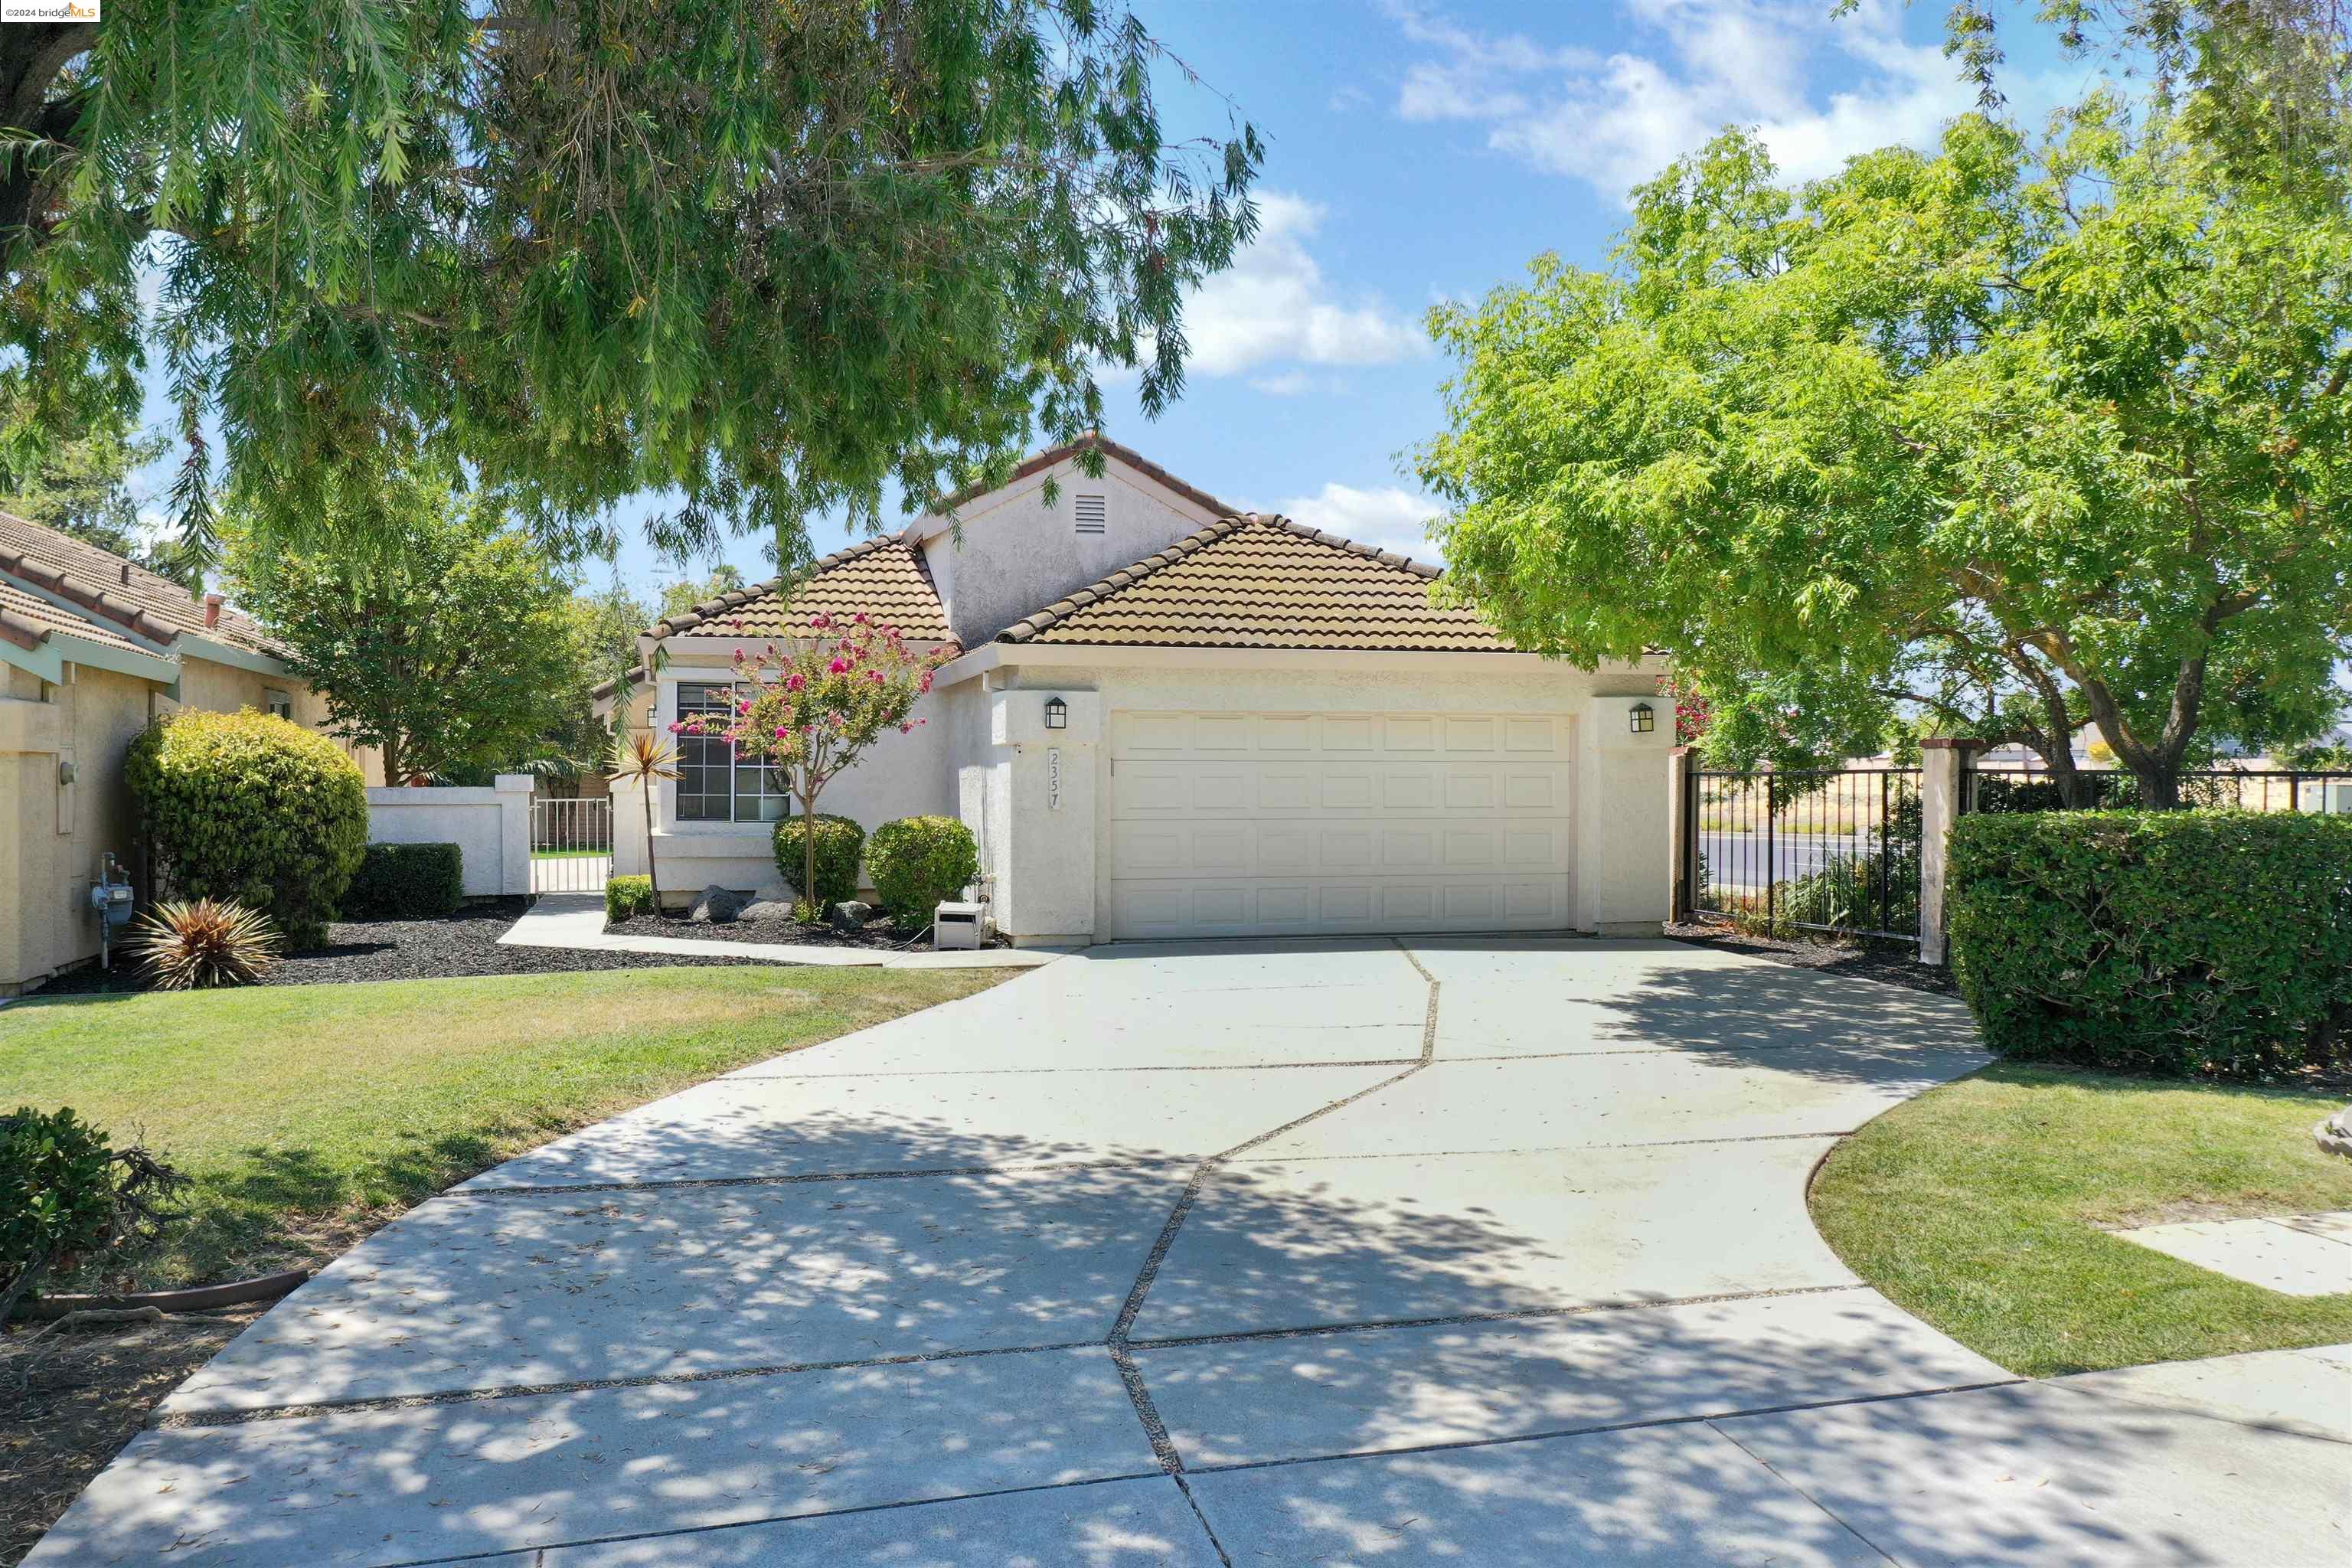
(345, 842, 465, 920)
(605, 874, 657, 923)
(126, 708, 368, 949)
(1948, 810, 2352, 1076)
(771, 813, 864, 910)
(867, 815, 980, 927)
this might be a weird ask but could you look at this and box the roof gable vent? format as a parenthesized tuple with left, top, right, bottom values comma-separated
(1073, 493, 1106, 535)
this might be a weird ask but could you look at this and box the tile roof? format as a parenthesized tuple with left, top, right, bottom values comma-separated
(0, 577, 149, 657)
(998, 514, 1511, 652)
(648, 537, 953, 642)
(0, 509, 276, 655)
(926, 432, 1243, 523)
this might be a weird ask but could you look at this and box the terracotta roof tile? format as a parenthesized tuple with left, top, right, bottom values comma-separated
(998, 515, 1511, 652)
(648, 536, 953, 642)
(0, 509, 276, 654)
(0, 578, 149, 655)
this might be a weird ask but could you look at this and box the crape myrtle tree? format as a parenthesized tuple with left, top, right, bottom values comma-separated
(0, 2, 1262, 570)
(1416, 98, 2351, 808)
(675, 613, 945, 918)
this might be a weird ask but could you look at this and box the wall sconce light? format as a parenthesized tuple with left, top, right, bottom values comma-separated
(1044, 696, 1068, 730)
(1628, 701, 1656, 735)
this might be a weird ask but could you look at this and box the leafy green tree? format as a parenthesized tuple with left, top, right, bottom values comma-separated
(0, 408, 202, 587)
(0, 4, 1259, 570)
(658, 567, 749, 623)
(1417, 101, 2351, 808)
(224, 479, 582, 783)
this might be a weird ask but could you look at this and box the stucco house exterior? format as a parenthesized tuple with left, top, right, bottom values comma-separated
(597, 437, 1671, 945)
(0, 510, 379, 994)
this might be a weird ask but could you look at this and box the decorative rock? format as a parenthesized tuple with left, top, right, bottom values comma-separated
(687, 884, 747, 925)
(2316, 1108, 2352, 1161)
(751, 880, 795, 905)
(736, 899, 796, 923)
(828, 900, 874, 932)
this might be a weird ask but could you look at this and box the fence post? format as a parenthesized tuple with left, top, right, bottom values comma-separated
(494, 775, 535, 897)
(1916, 739, 1982, 966)
(1667, 745, 1696, 920)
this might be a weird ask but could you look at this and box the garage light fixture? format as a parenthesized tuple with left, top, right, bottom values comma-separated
(1044, 696, 1068, 730)
(1629, 701, 1656, 735)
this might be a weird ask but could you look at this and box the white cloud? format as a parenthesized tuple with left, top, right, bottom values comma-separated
(1265, 482, 1448, 564)
(1388, 0, 1977, 203)
(1181, 191, 1429, 377)
(1248, 371, 1315, 396)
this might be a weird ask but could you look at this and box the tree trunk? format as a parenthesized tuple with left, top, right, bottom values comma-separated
(799, 784, 822, 920)
(641, 783, 662, 916)
(381, 735, 405, 789)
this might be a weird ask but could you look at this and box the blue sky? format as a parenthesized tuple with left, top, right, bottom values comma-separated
(129, 2, 2102, 605)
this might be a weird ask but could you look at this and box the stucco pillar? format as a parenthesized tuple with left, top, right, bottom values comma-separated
(495, 775, 536, 897)
(0, 697, 64, 993)
(1666, 743, 1696, 920)
(1917, 738, 1982, 966)
(1574, 695, 1674, 936)
(985, 688, 1100, 945)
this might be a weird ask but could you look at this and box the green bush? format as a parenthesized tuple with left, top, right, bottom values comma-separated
(1948, 811, 2352, 1076)
(606, 874, 656, 922)
(126, 708, 368, 948)
(772, 813, 864, 910)
(0, 1107, 187, 1320)
(867, 815, 980, 926)
(345, 842, 466, 920)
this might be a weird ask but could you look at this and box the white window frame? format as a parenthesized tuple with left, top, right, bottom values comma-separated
(671, 680, 792, 825)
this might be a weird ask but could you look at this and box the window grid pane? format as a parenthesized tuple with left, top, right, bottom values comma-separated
(675, 683, 737, 822)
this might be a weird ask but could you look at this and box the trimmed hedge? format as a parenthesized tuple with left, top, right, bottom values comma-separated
(867, 815, 980, 927)
(126, 708, 368, 949)
(606, 874, 656, 922)
(345, 843, 465, 920)
(771, 813, 864, 910)
(1948, 811, 2352, 1076)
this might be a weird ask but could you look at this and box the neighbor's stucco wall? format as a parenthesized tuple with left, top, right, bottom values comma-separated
(917, 456, 1222, 648)
(366, 778, 535, 897)
(0, 662, 157, 993)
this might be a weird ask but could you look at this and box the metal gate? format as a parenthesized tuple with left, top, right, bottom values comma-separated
(1681, 766, 1924, 942)
(531, 795, 612, 894)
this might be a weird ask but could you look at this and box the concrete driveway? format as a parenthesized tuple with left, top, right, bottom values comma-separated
(31, 938, 2349, 1566)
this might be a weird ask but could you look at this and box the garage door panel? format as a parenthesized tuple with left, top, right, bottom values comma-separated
(1109, 709, 1576, 939)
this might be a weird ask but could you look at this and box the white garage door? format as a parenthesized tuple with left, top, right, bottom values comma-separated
(1106, 709, 1576, 939)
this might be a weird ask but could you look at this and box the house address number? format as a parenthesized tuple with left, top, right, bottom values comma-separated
(1048, 746, 1061, 811)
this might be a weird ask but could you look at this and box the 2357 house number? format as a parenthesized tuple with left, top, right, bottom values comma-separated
(1047, 747, 1061, 811)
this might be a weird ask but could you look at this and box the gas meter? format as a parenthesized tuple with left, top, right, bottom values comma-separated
(89, 852, 135, 968)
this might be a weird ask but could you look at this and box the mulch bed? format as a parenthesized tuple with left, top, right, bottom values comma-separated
(602, 913, 919, 949)
(1, 1305, 264, 1567)
(28, 899, 779, 997)
(1664, 920, 1960, 998)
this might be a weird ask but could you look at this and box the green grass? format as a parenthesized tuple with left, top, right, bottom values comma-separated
(1811, 1062, 2352, 1377)
(530, 847, 609, 859)
(0, 965, 1003, 1292)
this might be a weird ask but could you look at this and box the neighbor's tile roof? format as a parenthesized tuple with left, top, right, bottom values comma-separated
(0, 508, 276, 654)
(997, 514, 1511, 652)
(0, 577, 149, 656)
(929, 431, 1243, 521)
(648, 537, 953, 643)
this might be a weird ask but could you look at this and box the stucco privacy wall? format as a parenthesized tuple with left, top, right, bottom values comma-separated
(0, 663, 156, 994)
(949, 655, 1671, 945)
(366, 779, 536, 897)
(916, 454, 1223, 650)
(169, 662, 381, 786)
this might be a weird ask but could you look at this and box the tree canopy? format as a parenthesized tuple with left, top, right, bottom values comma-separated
(224, 478, 583, 784)
(1416, 99, 2350, 806)
(1, 2, 1261, 570)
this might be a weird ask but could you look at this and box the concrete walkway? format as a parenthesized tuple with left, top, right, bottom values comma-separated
(498, 891, 1059, 969)
(30, 938, 2350, 1566)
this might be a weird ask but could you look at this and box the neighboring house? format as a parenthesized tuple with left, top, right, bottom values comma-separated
(597, 437, 1671, 945)
(0, 510, 380, 994)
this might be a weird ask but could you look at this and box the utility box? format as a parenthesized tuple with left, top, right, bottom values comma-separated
(933, 900, 986, 951)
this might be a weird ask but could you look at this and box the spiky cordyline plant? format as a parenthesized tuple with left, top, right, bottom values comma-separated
(129, 900, 283, 990)
(608, 729, 681, 916)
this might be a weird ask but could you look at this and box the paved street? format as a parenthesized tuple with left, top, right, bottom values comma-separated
(29, 937, 2350, 1566)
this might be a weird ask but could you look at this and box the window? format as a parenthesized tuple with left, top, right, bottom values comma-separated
(675, 682, 792, 823)
(1073, 493, 1106, 534)
(264, 690, 294, 721)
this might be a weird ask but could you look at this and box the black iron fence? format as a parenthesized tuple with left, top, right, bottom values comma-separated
(1967, 766, 2352, 816)
(1682, 767, 1926, 943)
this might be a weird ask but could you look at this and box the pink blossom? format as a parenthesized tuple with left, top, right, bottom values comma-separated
(828, 658, 848, 674)
(808, 612, 831, 630)
(900, 722, 913, 733)
(774, 726, 788, 739)
(853, 612, 868, 624)
(667, 722, 682, 733)
(786, 673, 806, 692)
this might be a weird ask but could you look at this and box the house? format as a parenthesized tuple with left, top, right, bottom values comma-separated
(596, 437, 1671, 944)
(0, 510, 379, 994)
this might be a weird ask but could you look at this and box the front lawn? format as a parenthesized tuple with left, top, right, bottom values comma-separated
(1811, 1062, 2352, 1377)
(0, 965, 1003, 1292)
